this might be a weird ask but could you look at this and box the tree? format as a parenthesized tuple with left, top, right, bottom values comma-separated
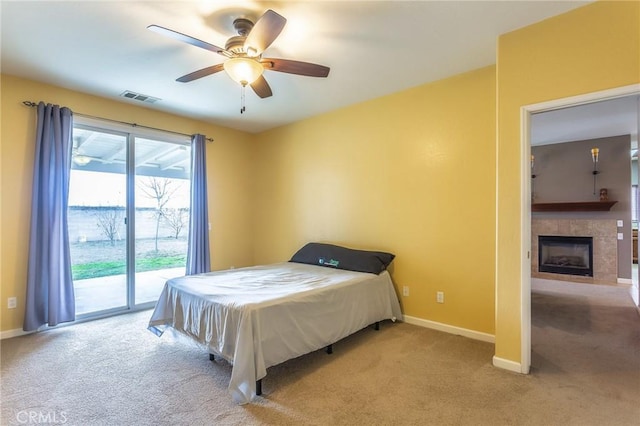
(138, 177, 178, 252)
(95, 207, 122, 246)
(164, 207, 188, 239)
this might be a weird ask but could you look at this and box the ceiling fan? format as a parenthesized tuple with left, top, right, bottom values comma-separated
(148, 9, 330, 101)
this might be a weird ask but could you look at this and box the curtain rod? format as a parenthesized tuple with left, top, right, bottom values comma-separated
(22, 101, 214, 142)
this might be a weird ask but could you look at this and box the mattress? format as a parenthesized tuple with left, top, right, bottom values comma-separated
(148, 261, 402, 404)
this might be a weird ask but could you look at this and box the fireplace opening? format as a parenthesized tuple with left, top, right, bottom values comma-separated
(538, 235, 593, 277)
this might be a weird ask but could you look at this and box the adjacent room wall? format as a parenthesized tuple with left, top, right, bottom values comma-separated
(532, 135, 632, 280)
(253, 66, 497, 336)
(0, 75, 256, 332)
(496, 0, 640, 366)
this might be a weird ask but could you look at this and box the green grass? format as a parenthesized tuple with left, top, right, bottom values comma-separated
(72, 255, 186, 280)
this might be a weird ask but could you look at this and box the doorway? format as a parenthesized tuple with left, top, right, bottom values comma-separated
(521, 84, 640, 371)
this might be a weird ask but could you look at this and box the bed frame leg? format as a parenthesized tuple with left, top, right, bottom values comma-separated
(256, 379, 262, 396)
(209, 353, 215, 361)
(326, 344, 333, 354)
(374, 321, 380, 331)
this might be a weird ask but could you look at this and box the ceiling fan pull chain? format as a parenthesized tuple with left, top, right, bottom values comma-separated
(240, 85, 246, 114)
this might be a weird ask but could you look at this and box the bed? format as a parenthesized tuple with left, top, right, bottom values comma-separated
(148, 243, 402, 404)
(149, 243, 402, 404)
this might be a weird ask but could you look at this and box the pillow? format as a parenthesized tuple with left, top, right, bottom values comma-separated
(289, 242, 395, 274)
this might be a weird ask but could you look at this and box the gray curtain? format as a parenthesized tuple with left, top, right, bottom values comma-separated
(24, 102, 75, 331)
(186, 134, 211, 275)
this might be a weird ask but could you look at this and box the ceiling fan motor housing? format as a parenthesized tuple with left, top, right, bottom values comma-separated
(226, 18, 255, 55)
(225, 36, 247, 54)
(233, 18, 254, 36)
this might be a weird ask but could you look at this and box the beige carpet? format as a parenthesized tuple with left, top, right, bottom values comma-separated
(1, 280, 638, 425)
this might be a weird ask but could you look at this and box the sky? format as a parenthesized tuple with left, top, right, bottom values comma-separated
(68, 170, 189, 208)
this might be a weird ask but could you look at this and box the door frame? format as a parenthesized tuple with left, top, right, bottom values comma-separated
(519, 83, 640, 372)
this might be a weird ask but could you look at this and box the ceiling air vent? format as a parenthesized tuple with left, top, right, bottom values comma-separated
(120, 90, 161, 104)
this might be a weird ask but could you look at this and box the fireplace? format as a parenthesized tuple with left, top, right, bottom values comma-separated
(538, 235, 594, 277)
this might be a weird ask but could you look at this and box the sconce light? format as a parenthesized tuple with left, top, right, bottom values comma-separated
(591, 147, 599, 195)
(531, 154, 537, 202)
(531, 155, 536, 179)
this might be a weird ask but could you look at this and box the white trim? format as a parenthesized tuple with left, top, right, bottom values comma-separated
(403, 315, 495, 343)
(492, 356, 523, 373)
(524, 84, 640, 114)
(617, 278, 633, 285)
(520, 83, 640, 376)
(1, 328, 34, 340)
(520, 105, 533, 375)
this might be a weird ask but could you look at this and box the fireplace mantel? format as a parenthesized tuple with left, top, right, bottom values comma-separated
(532, 201, 617, 212)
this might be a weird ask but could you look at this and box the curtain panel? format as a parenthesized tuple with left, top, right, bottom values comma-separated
(24, 102, 76, 331)
(186, 134, 211, 275)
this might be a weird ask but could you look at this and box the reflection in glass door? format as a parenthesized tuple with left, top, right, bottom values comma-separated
(68, 127, 128, 315)
(134, 137, 190, 305)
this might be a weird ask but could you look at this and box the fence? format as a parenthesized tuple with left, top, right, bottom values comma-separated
(68, 206, 189, 243)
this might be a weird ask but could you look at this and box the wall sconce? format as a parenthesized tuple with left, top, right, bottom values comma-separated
(591, 147, 599, 195)
(531, 155, 536, 179)
(531, 154, 536, 202)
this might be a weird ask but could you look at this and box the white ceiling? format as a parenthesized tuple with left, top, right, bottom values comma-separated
(531, 95, 640, 148)
(1, 0, 594, 134)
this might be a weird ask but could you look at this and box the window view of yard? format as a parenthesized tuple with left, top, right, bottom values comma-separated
(69, 220, 188, 281)
(68, 127, 191, 315)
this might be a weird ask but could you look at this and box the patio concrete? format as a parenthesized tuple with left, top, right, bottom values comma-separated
(74, 267, 185, 315)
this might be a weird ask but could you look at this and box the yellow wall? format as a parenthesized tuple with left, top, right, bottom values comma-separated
(496, 1, 640, 363)
(0, 75, 256, 331)
(253, 66, 497, 334)
(2, 1, 636, 363)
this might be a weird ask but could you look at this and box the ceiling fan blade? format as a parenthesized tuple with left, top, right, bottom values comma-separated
(147, 24, 231, 58)
(250, 75, 273, 98)
(244, 10, 286, 56)
(261, 58, 330, 77)
(176, 64, 225, 83)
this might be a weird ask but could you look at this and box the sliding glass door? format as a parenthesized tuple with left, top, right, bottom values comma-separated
(134, 137, 190, 305)
(68, 127, 128, 315)
(68, 122, 191, 317)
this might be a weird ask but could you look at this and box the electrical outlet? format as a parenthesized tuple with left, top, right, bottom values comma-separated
(403, 286, 409, 297)
(436, 291, 444, 304)
(617, 220, 623, 227)
(7, 297, 17, 309)
(617, 232, 624, 240)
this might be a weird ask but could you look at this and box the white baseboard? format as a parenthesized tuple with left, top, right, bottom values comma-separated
(492, 356, 524, 373)
(0, 328, 33, 340)
(617, 278, 633, 285)
(402, 315, 495, 343)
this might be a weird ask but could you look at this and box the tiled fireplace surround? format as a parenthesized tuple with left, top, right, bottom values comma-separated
(532, 219, 618, 285)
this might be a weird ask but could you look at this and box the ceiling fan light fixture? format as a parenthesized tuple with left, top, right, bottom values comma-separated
(72, 148, 91, 166)
(223, 57, 263, 86)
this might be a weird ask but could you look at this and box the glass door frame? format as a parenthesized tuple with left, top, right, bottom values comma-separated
(72, 116, 191, 319)
(126, 132, 137, 310)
